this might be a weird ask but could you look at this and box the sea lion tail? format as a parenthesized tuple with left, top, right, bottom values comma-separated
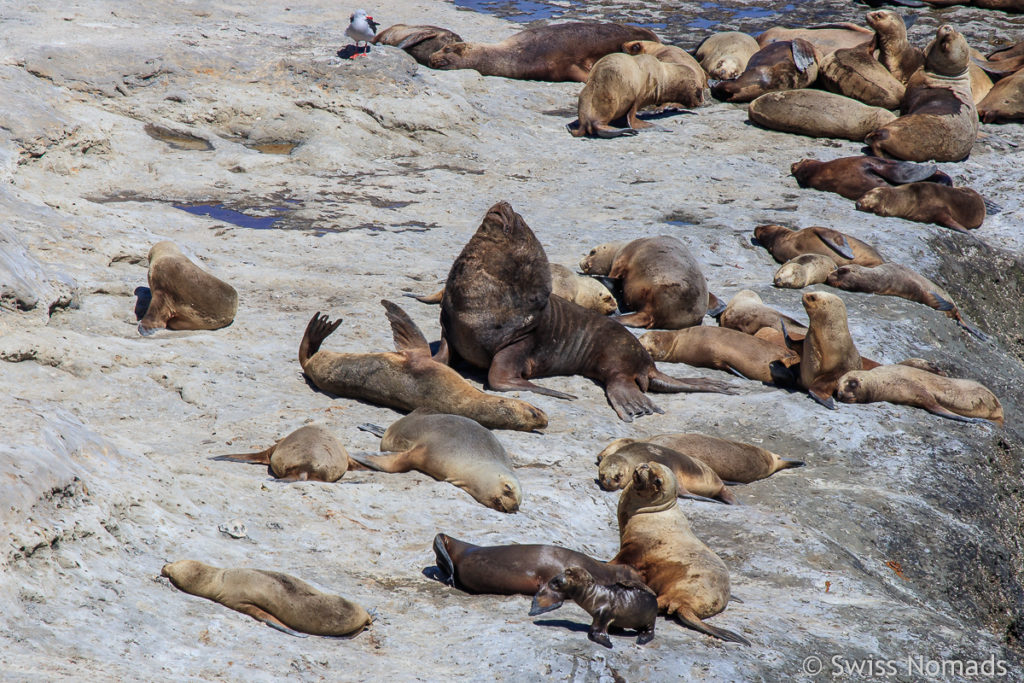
(405, 288, 444, 304)
(432, 534, 456, 586)
(381, 299, 430, 352)
(648, 371, 736, 395)
(212, 446, 274, 465)
(673, 607, 751, 645)
(299, 312, 342, 367)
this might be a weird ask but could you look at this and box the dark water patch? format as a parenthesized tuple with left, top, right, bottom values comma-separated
(454, 0, 567, 21)
(221, 135, 300, 155)
(365, 197, 416, 209)
(396, 161, 487, 176)
(173, 203, 293, 230)
(144, 124, 212, 151)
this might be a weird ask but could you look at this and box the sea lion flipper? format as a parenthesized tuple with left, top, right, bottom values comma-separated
(381, 300, 430, 353)
(347, 450, 413, 473)
(929, 291, 955, 312)
(648, 371, 736, 395)
(790, 40, 816, 74)
(396, 30, 442, 50)
(808, 384, 838, 410)
(613, 311, 654, 328)
(679, 492, 728, 504)
(594, 125, 639, 139)
(955, 315, 988, 342)
(983, 198, 1002, 215)
(588, 621, 615, 649)
(299, 312, 343, 366)
(406, 288, 444, 304)
(212, 446, 275, 465)
(780, 459, 805, 469)
(706, 293, 726, 318)
(769, 360, 798, 387)
(432, 533, 458, 586)
(357, 423, 387, 437)
(816, 232, 856, 261)
(725, 364, 753, 381)
(673, 607, 751, 645)
(874, 161, 940, 185)
(923, 402, 992, 425)
(238, 604, 309, 638)
(488, 350, 577, 400)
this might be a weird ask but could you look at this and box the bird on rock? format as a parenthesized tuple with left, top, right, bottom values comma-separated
(345, 9, 379, 57)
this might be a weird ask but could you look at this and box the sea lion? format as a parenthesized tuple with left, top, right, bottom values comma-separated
(717, 290, 808, 335)
(611, 463, 748, 644)
(569, 53, 708, 138)
(825, 263, 985, 338)
(298, 301, 547, 432)
(372, 24, 463, 65)
(712, 39, 819, 103)
(427, 22, 660, 82)
(621, 40, 709, 102)
(866, 10, 923, 84)
(855, 183, 987, 233)
(920, 0, 1024, 14)
(748, 90, 896, 141)
(639, 326, 799, 384)
(529, 566, 658, 648)
(439, 202, 733, 422)
(818, 40, 905, 109)
(866, 25, 978, 163)
(773, 253, 838, 288)
(837, 366, 1003, 425)
(757, 23, 874, 56)
(791, 156, 953, 201)
(798, 291, 862, 408)
(753, 224, 885, 266)
(213, 424, 351, 482)
(596, 440, 736, 503)
(138, 241, 237, 335)
(978, 69, 1024, 123)
(433, 533, 643, 595)
(162, 560, 371, 637)
(989, 41, 1024, 63)
(695, 31, 760, 80)
(350, 410, 522, 513)
(579, 236, 708, 329)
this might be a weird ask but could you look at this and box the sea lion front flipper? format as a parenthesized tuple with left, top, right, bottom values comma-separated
(138, 289, 173, 335)
(406, 287, 444, 304)
(648, 371, 737, 395)
(613, 311, 654, 328)
(725, 364, 753, 381)
(381, 299, 430, 353)
(594, 124, 640, 139)
(299, 312, 343, 366)
(790, 39, 817, 73)
(706, 293, 727, 318)
(432, 534, 457, 586)
(347, 449, 418, 473)
(814, 230, 856, 260)
(588, 616, 615, 649)
(807, 383, 838, 410)
(873, 161, 939, 185)
(606, 378, 663, 423)
(396, 30, 443, 50)
(357, 423, 387, 437)
(488, 346, 577, 400)
(237, 604, 309, 638)
(636, 624, 655, 645)
(672, 607, 751, 645)
(954, 315, 988, 342)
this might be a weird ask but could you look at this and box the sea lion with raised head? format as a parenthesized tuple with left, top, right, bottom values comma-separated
(717, 290, 808, 335)
(612, 463, 748, 644)
(754, 224, 884, 266)
(617, 433, 804, 484)
(372, 24, 463, 65)
(529, 566, 658, 648)
(695, 31, 760, 80)
(639, 326, 799, 384)
(712, 39, 819, 103)
(299, 301, 547, 432)
(798, 291, 862, 408)
(596, 440, 737, 504)
(138, 241, 237, 335)
(162, 560, 371, 637)
(757, 23, 873, 56)
(866, 10, 923, 84)
(748, 89, 896, 141)
(855, 183, 987, 233)
(791, 156, 953, 201)
(773, 253, 838, 288)
(213, 424, 351, 482)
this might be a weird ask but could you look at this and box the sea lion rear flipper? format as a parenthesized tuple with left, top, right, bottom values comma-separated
(357, 423, 387, 437)
(606, 379, 663, 423)
(488, 350, 577, 400)
(790, 40, 817, 73)
(874, 161, 939, 185)
(594, 125, 639, 139)
(814, 231, 856, 261)
(648, 371, 736, 395)
(432, 533, 458, 586)
(706, 293, 726, 318)
(923, 402, 993, 425)
(929, 291, 955, 312)
(613, 311, 654, 328)
(299, 312, 343, 366)
(769, 360, 798, 387)
(381, 299, 431, 353)
(717, 487, 739, 505)
(212, 446, 275, 465)
(673, 607, 751, 645)
(983, 198, 1002, 215)
(405, 287, 444, 304)
(954, 315, 988, 342)
(238, 605, 309, 638)
(588, 619, 615, 649)
(347, 449, 415, 473)
(779, 459, 805, 469)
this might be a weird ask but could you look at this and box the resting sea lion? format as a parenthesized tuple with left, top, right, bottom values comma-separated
(855, 183, 987, 233)
(718, 289, 807, 335)
(749, 90, 895, 141)
(837, 366, 1003, 425)
(372, 24, 463, 65)
(428, 22, 659, 82)
(612, 463, 748, 644)
(773, 253, 837, 289)
(754, 224, 884, 266)
(695, 31, 760, 80)
(298, 301, 547, 432)
(162, 560, 371, 637)
(866, 25, 978, 163)
(818, 40, 905, 109)
(596, 440, 737, 504)
(791, 156, 952, 200)
(639, 326, 799, 384)
(798, 291, 862, 408)
(618, 433, 804, 484)
(989, 41, 1024, 62)
(351, 411, 522, 513)
(439, 202, 733, 422)
(920, 0, 1024, 15)
(529, 567, 658, 648)
(757, 23, 873, 56)
(139, 241, 237, 335)
(213, 424, 351, 482)
(978, 69, 1024, 123)
(712, 39, 819, 103)
(433, 533, 642, 595)
(579, 236, 708, 328)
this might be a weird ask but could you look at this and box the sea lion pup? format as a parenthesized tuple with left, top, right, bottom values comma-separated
(439, 202, 733, 422)
(371, 24, 462, 65)
(837, 366, 1003, 425)
(753, 224, 884, 267)
(695, 31, 760, 80)
(639, 327, 799, 384)
(791, 156, 953, 201)
(299, 302, 547, 432)
(978, 69, 1024, 123)
(866, 25, 978, 163)
(611, 463, 748, 644)
(855, 183, 987, 233)
(773, 254, 838, 289)
(798, 291, 862, 409)
(712, 39, 819, 103)
(213, 424, 350, 482)
(579, 236, 708, 329)
(432, 533, 643, 595)
(748, 90, 895, 141)
(529, 567, 658, 649)
(596, 440, 736, 504)
(350, 410, 522, 513)
(718, 290, 808, 335)
(615, 433, 804, 484)
(161, 560, 371, 638)
(825, 263, 985, 339)
(757, 23, 874, 56)
(427, 22, 659, 82)
(138, 241, 237, 335)
(569, 53, 708, 138)
(818, 40, 905, 109)
(621, 40, 710, 102)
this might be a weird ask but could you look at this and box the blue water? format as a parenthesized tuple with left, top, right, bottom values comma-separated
(173, 203, 292, 230)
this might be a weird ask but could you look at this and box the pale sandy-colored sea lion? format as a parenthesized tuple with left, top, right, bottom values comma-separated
(138, 241, 237, 335)
(749, 89, 896, 141)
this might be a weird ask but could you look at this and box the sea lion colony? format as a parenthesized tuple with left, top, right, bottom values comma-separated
(44, 2, 1014, 655)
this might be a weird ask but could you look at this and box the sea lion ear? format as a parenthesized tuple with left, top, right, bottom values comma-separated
(791, 39, 816, 73)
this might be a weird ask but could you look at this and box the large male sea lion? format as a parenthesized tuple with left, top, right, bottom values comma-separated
(757, 23, 873, 56)
(138, 241, 237, 335)
(372, 24, 463, 65)
(428, 22, 659, 82)
(695, 31, 760, 80)
(214, 424, 351, 482)
(717, 290, 807, 335)
(596, 440, 737, 503)
(855, 183, 987, 233)
(712, 40, 819, 103)
(749, 90, 895, 141)
(298, 301, 547, 432)
(773, 253, 837, 289)
(639, 326, 799, 384)
(754, 224, 884, 266)
(798, 291, 862, 408)
(791, 156, 952, 201)
(162, 560, 371, 637)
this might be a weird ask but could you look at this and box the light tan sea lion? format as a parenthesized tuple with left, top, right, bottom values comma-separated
(639, 326, 799, 384)
(799, 291, 862, 408)
(837, 366, 1003, 425)
(695, 31, 760, 80)
(753, 224, 885, 266)
(757, 23, 873, 56)
(621, 40, 710, 106)
(818, 40, 905, 109)
(855, 183, 987, 233)
(791, 156, 952, 200)
(634, 433, 804, 484)
(213, 424, 351, 482)
(712, 39, 819, 103)
(596, 440, 735, 504)
(866, 10, 923, 85)
(611, 463, 748, 644)
(351, 410, 522, 513)
(978, 69, 1024, 123)
(717, 290, 807, 335)
(773, 253, 837, 288)
(162, 560, 371, 637)
(138, 241, 237, 335)
(298, 301, 547, 432)
(372, 24, 463, 65)
(748, 89, 896, 141)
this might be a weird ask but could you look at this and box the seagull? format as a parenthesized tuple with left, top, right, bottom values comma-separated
(345, 9, 379, 57)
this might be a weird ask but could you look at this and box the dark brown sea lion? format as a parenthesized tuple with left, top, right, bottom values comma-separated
(596, 440, 737, 503)
(529, 566, 658, 648)
(717, 290, 807, 336)
(791, 156, 953, 201)
(162, 560, 371, 637)
(372, 24, 463, 65)
(695, 31, 760, 80)
(855, 183, 987, 233)
(818, 39, 905, 108)
(213, 424, 351, 482)
(978, 69, 1024, 123)
(753, 224, 884, 266)
(439, 202, 733, 422)
(920, 0, 1024, 14)
(712, 39, 819, 103)
(620, 433, 804, 484)
(757, 23, 873, 56)
(798, 291, 862, 408)
(298, 301, 547, 432)
(139, 241, 237, 335)
(427, 22, 659, 82)
(433, 533, 642, 595)
(639, 326, 799, 384)
(749, 90, 895, 141)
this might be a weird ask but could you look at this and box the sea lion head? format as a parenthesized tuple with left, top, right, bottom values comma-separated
(825, 264, 863, 290)
(631, 461, 677, 503)
(491, 474, 523, 513)
(801, 290, 846, 325)
(598, 453, 635, 491)
(865, 10, 904, 40)
(595, 437, 637, 462)
(854, 187, 886, 214)
(530, 567, 591, 616)
(493, 398, 548, 431)
(753, 224, 791, 248)
(925, 25, 969, 77)
(577, 277, 617, 315)
(773, 261, 805, 289)
(638, 331, 674, 361)
(161, 559, 210, 590)
(428, 41, 471, 68)
(622, 40, 658, 56)
(836, 370, 871, 403)
(579, 241, 628, 275)
(730, 289, 764, 308)
(148, 240, 182, 263)
(790, 159, 821, 187)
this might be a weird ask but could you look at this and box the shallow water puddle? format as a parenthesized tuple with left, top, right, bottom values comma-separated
(144, 124, 213, 151)
(173, 202, 294, 229)
(221, 136, 300, 155)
